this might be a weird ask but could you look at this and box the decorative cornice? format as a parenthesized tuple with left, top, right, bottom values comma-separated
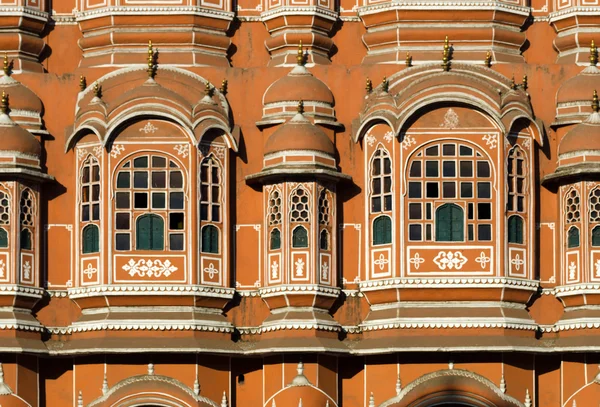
(238, 322, 341, 334)
(260, 5, 338, 21)
(554, 284, 600, 297)
(0, 6, 49, 20)
(258, 284, 341, 298)
(357, 1, 530, 17)
(0, 285, 45, 298)
(360, 320, 538, 331)
(75, 6, 234, 21)
(69, 321, 234, 333)
(550, 6, 600, 22)
(359, 277, 539, 291)
(47, 290, 68, 298)
(68, 284, 235, 299)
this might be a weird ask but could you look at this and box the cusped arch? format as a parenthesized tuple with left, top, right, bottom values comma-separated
(87, 374, 220, 407)
(378, 369, 524, 407)
(265, 383, 338, 407)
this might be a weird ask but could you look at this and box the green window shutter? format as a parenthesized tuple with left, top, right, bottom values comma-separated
(0, 228, 8, 248)
(593, 226, 600, 247)
(320, 229, 329, 250)
(436, 204, 464, 242)
(568, 227, 580, 248)
(136, 214, 164, 250)
(202, 225, 219, 254)
(292, 226, 308, 248)
(20, 229, 31, 250)
(508, 216, 524, 244)
(270, 229, 281, 250)
(151, 216, 164, 250)
(373, 216, 391, 245)
(82, 225, 99, 254)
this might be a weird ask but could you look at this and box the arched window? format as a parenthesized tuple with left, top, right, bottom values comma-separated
(373, 216, 392, 245)
(270, 228, 281, 250)
(507, 146, 526, 213)
(81, 156, 100, 222)
(199, 155, 222, 223)
(319, 190, 331, 225)
(407, 142, 491, 241)
(201, 225, 219, 254)
(508, 215, 524, 244)
(568, 226, 580, 248)
(20, 228, 31, 250)
(136, 214, 164, 251)
(82, 224, 99, 254)
(320, 229, 329, 250)
(436, 203, 464, 242)
(592, 226, 600, 247)
(268, 189, 282, 226)
(292, 226, 308, 248)
(0, 228, 8, 248)
(114, 154, 185, 251)
(370, 148, 392, 213)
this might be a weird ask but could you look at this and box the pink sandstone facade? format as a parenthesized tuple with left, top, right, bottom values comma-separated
(0, 0, 598, 405)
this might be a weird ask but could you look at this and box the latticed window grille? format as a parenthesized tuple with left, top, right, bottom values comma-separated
(290, 187, 310, 223)
(81, 156, 101, 222)
(507, 146, 527, 213)
(370, 148, 392, 213)
(200, 155, 222, 223)
(565, 189, 581, 223)
(268, 189, 282, 226)
(20, 189, 34, 227)
(0, 191, 10, 226)
(318, 190, 331, 225)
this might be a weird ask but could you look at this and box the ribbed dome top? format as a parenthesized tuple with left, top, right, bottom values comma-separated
(264, 113, 335, 156)
(0, 113, 41, 157)
(557, 66, 600, 105)
(0, 76, 42, 113)
(263, 65, 334, 106)
(559, 112, 600, 156)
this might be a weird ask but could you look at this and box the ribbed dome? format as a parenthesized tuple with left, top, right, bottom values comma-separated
(0, 113, 41, 157)
(263, 65, 334, 106)
(557, 66, 600, 105)
(110, 80, 191, 113)
(558, 112, 600, 156)
(264, 112, 334, 156)
(0, 76, 42, 114)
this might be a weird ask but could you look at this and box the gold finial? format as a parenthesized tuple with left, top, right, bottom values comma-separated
(220, 79, 228, 95)
(405, 52, 412, 67)
(205, 81, 213, 97)
(591, 40, 598, 67)
(382, 76, 389, 93)
(593, 90, 599, 113)
(1, 92, 8, 115)
(297, 100, 304, 115)
(510, 75, 517, 90)
(484, 51, 492, 67)
(441, 36, 451, 71)
(521, 74, 528, 91)
(147, 40, 156, 79)
(93, 82, 101, 98)
(296, 40, 304, 66)
(366, 78, 372, 94)
(79, 75, 87, 92)
(3, 54, 9, 77)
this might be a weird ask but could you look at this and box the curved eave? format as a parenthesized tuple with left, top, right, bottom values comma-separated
(0, 167, 54, 182)
(354, 111, 398, 143)
(246, 166, 352, 185)
(65, 120, 106, 152)
(194, 118, 238, 152)
(541, 162, 600, 188)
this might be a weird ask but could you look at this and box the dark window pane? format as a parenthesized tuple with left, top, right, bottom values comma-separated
(371, 197, 382, 213)
(442, 161, 456, 177)
(82, 186, 89, 203)
(117, 172, 130, 188)
(0, 228, 8, 248)
(372, 158, 381, 176)
(383, 158, 392, 174)
(477, 161, 491, 177)
(82, 205, 90, 222)
(478, 224, 492, 241)
(169, 213, 184, 230)
(409, 203, 422, 220)
(459, 146, 473, 156)
(320, 229, 329, 250)
(20, 229, 31, 250)
(133, 156, 148, 168)
(478, 203, 492, 220)
(409, 161, 421, 177)
(459, 161, 473, 177)
(383, 177, 392, 193)
(425, 145, 439, 156)
(425, 224, 432, 240)
(212, 205, 220, 222)
(116, 192, 130, 209)
(123, 162, 130, 168)
(116, 213, 130, 230)
(170, 233, 184, 251)
(408, 182, 421, 198)
(169, 160, 177, 168)
(460, 182, 473, 198)
(82, 167, 90, 183)
(92, 185, 100, 201)
(152, 156, 167, 168)
(200, 204, 208, 220)
(468, 224, 474, 241)
(152, 192, 166, 209)
(442, 144, 456, 156)
(270, 229, 281, 250)
(202, 225, 219, 253)
(426, 182, 439, 198)
(508, 215, 523, 244)
(133, 172, 148, 188)
(169, 192, 184, 209)
(82, 225, 99, 254)
(426, 203, 432, 220)
(384, 195, 392, 211)
(212, 187, 220, 203)
(373, 178, 381, 194)
(507, 197, 514, 212)
(92, 165, 100, 181)
(517, 159, 524, 176)
(442, 182, 456, 198)
(409, 224, 422, 241)
(517, 178, 524, 193)
(92, 204, 100, 221)
(115, 233, 130, 251)
(170, 172, 183, 188)
(477, 182, 491, 199)
(507, 159, 513, 174)
(152, 172, 166, 188)
(592, 226, 600, 247)
(134, 192, 148, 209)
(517, 196, 524, 212)
(568, 227, 580, 248)
(425, 161, 439, 177)
(292, 226, 308, 248)
(468, 203, 474, 220)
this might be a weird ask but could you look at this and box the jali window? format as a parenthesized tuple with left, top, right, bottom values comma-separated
(565, 188, 581, 250)
(20, 189, 34, 251)
(590, 188, 600, 246)
(0, 190, 9, 249)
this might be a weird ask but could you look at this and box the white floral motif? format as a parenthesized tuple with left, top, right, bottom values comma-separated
(433, 251, 468, 270)
(214, 147, 226, 159)
(408, 253, 425, 270)
(402, 135, 416, 150)
(510, 253, 525, 271)
(365, 134, 376, 147)
(383, 131, 394, 143)
(271, 261, 279, 279)
(294, 258, 305, 277)
(82, 263, 97, 279)
(0, 259, 5, 278)
(22, 261, 31, 280)
(440, 108, 459, 129)
(476, 252, 491, 269)
(373, 254, 389, 271)
(595, 260, 600, 277)
(321, 262, 329, 281)
(77, 148, 88, 161)
(482, 134, 498, 149)
(139, 122, 158, 134)
(522, 138, 531, 149)
(174, 144, 189, 158)
(203, 263, 219, 279)
(568, 261, 577, 280)
(122, 259, 178, 278)
(110, 144, 125, 158)
(93, 145, 103, 157)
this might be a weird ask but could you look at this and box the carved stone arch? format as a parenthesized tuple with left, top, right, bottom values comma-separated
(378, 369, 524, 407)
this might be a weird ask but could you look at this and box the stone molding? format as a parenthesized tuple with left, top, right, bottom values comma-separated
(67, 284, 235, 299)
(359, 277, 539, 291)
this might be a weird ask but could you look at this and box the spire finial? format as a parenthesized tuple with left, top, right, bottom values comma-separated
(77, 391, 84, 407)
(500, 374, 506, 393)
(147, 40, 156, 79)
(3, 54, 10, 76)
(522, 74, 528, 91)
(220, 79, 228, 95)
(524, 389, 531, 407)
(102, 372, 108, 395)
(297, 40, 304, 66)
(297, 100, 304, 115)
(484, 51, 492, 67)
(1, 92, 9, 115)
(593, 90, 599, 113)
(405, 52, 412, 67)
(79, 76, 87, 92)
(366, 78, 372, 94)
(221, 391, 228, 407)
(205, 82, 213, 97)
(297, 360, 304, 376)
(442, 36, 451, 71)
(148, 363, 154, 375)
(591, 40, 598, 66)
(510, 75, 517, 90)
(395, 375, 402, 396)
(368, 393, 375, 407)
(382, 76, 389, 93)
(93, 82, 101, 99)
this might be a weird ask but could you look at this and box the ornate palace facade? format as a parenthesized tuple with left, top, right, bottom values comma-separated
(0, 0, 598, 404)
